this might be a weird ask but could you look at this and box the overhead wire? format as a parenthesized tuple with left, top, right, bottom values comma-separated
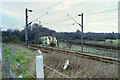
(30, 2, 63, 18)
(41, 3, 117, 27)
(29, 3, 117, 27)
(30, 12, 48, 24)
(3, 2, 62, 31)
(3, 2, 118, 32)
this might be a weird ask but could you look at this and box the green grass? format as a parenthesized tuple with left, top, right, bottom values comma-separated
(69, 39, 120, 47)
(56, 42, 118, 58)
(105, 39, 120, 44)
(37, 41, 118, 58)
(2, 44, 36, 78)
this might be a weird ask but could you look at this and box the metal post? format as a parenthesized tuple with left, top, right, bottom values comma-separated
(2, 46, 10, 78)
(5, 59, 10, 78)
(25, 8, 28, 47)
(12, 48, 15, 78)
(81, 13, 83, 53)
(67, 13, 84, 53)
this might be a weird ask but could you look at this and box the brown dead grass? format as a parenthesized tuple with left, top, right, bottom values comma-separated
(4, 44, 118, 78)
(27, 48, 118, 78)
(42, 51, 118, 78)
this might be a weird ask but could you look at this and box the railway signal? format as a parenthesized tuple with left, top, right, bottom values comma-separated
(67, 13, 84, 53)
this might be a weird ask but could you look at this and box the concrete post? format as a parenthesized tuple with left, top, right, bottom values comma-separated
(36, 50, 44, 79)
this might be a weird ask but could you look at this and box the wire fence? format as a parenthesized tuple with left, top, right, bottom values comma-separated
(2, 45, 72, 79)
(2, 43, 119, 79)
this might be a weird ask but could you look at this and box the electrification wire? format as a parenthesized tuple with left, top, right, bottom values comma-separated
(2, 2, 62, 31)
(86, 17, 117, 23)
(30, 12, 48, 24)
(29, 2, 117, 25)
(28, 2, 87, 23)
(86, 7, 118, 16)
(67, 14, 81, 26)
(65, 3, 117, 16)
(44, 2, 117, 21)
(39, 4, 117, 27)
(28, 2, 87, 25)
(4, 2, 118, 32)
(30, 6, 118, 27)
(30, 2, 62, 18)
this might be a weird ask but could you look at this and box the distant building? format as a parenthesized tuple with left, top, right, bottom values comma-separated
(40, 36, 57, 46)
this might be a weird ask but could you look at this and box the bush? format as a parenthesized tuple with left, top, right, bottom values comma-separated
(50, 42, 56, 47)
(2, 36, 22, 44)
(38, 40, 42, 44)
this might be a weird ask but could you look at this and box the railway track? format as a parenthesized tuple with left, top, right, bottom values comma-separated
(28, 44, 120, 64)
(61, 41, 120, 50)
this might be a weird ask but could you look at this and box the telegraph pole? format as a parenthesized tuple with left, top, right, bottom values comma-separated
(25, 8, 32, 47)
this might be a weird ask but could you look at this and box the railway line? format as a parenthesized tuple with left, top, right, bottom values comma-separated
(28, 44, 120, 64)
(61, 40, 120, 50)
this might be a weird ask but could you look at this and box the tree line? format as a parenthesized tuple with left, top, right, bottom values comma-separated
(2, 23, 119, 44)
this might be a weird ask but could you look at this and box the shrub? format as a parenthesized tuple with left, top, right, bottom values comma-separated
(2, 36, 22, 44)
(50, 42, 56, 47)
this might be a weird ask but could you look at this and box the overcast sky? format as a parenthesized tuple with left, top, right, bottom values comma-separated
(0, 0, 119, 33)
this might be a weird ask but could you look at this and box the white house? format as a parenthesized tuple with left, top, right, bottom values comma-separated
(40, 36, 57, 46)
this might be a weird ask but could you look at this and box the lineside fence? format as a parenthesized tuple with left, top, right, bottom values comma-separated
(2, 45, 72, 79)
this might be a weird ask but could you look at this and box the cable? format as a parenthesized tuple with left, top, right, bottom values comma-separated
(86, 8, 118, 16)
(36, 5, 117, 27)
(44, 64, 72, 80)
(2, 2, 62, 31)
(4, 3, 117, 32)
(3, 2, 117, 32)
(29, 2, 86, 24)
(30, 12, 48, 24)
(86, 17, 117, 23)
(65, 3, 117, 16)
(30, 2, 62, 18)
(29, 2, 85, 25)
(56, 16, 78, 23)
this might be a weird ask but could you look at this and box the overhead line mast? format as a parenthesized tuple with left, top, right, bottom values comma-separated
(67, 13, 84, 53)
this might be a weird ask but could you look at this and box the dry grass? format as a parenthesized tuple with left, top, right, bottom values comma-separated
(43, 51, 118, 78)
(3, 43, 118, 78)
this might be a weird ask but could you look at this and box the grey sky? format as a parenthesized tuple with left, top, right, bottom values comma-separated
(0, 0, 119, 33)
